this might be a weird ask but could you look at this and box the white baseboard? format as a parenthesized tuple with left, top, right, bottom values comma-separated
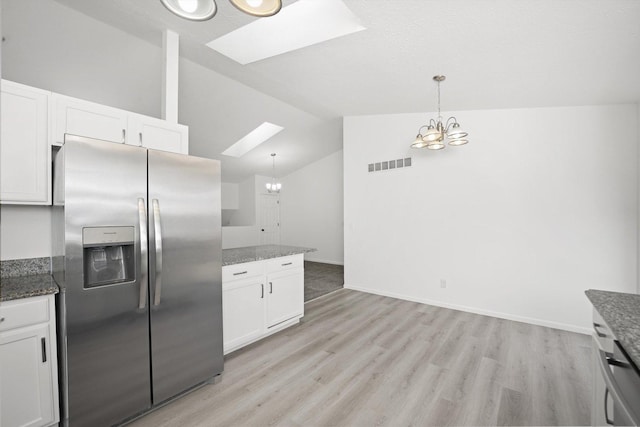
(344, 284, 591, 335)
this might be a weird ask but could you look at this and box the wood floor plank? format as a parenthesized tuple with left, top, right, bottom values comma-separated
(496, 387, 527, 426)
(130, 289, 591, 427)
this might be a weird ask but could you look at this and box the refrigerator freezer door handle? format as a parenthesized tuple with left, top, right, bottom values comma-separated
(153, 199, 163, 306)
(138, 198, 148, 310)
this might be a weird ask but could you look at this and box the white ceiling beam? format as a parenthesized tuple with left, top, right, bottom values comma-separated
(162, 29, 179, 124)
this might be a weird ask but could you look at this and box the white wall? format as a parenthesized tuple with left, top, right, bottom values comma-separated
(1, 0, 161, 118)
(226, 176, 255, 227)
(281, 150, 344, 264)
(0, 206, 51, 260)
(344, 104, 638, 333)
(221, 226, 259, 249)
(221, 175, 277, 248)
(221, 182, 239, 210)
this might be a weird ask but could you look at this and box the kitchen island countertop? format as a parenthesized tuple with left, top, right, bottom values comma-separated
(586, 289, 640, 370)
(222, 244, 316, 266)
(1, 274, 59, 302)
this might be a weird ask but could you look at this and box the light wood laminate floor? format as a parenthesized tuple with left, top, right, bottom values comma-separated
(131, 289, 591, 427)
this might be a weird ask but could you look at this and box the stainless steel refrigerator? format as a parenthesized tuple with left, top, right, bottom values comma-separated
(52, 135, 223, 426)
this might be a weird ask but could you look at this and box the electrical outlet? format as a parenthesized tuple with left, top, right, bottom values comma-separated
(440, 279, 447, 288)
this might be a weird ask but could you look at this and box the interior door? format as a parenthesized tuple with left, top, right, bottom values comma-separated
(148, 149, 223, 404)
(259, 193, 280, 245)
(61, 136, 150, 427)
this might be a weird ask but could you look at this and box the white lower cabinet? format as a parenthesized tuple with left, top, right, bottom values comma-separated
(266, 269, 304, 328)
(0, 295, 59, 427)
(222, 254, 304, 354)
(223, 277, 265, 352)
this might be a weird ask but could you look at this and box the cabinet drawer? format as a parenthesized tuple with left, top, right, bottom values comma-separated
(222, 261, 265, 283)
(266, 254, 303, 274)
(0, 297, 50, 332)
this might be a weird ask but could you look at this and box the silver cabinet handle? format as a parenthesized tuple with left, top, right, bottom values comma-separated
(604, 388, 613, 425)
(138, 198, 148, 310)
(121, 129, 126, 144)
(138, 132, 143, 147)
(153, 199, 163, 306)
(269, 281, 273, 294)
(597, 348, 639, 426)
(233, 271, 248, 276)
(282, 262, 293, 266)
(41, 337, 47, 363)
(261, 284, 264, 299)
(593, 322, 607, 338)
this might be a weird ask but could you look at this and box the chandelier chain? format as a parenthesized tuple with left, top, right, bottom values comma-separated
(437, 79, 441, 118)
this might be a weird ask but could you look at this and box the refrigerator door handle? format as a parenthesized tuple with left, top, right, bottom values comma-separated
(153, 199, 163, 306)
(138, 198, 148, 310)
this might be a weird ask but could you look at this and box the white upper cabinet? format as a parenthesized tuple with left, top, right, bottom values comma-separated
(0, 79, 190, 205)
(128, 113, 189, 154)
(0, 81, 51, 205)
(53, 94, 128, 145)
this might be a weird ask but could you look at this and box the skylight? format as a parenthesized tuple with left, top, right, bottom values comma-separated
(221, 122, 284, 157)
(206, 0, 366, 65)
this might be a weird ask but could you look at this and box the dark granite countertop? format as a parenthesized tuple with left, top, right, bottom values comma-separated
(586, 289, 640, 369)
(1, 274, 59, 302)
(222, 244, 316, 266)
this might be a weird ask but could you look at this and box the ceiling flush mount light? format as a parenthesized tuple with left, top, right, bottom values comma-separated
(161, 0, 282, 21)
(160, 0, 217, 21)
(411, 75, 469, 150)
(229, 0, 282, 17)
(266, 153, 282, 193)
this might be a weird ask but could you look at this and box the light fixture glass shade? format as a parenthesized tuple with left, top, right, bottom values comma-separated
(447, 124, 468, 140)
(423, 127, 442, 142)
(266, 182, 282, 193)
(229, 0, 282, 16)
(411, 134, 427, 148)
(448, 138, 469, 146)
(426, 140, 445, 150)
(160, 0, 217, 20)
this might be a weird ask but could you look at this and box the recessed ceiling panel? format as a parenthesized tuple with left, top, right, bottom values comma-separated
(221, 122, 284, 157)
(206, 0, 366, 64)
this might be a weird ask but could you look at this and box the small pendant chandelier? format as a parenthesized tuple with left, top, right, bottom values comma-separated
(411, 75, 469, 150)
(265, 153, 282, 193)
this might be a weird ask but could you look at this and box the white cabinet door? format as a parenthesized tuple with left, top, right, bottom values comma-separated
(266, 269, 304, 328)
(222, 277, 265, 353)
(0, 324, 56, 427)
(53, 94, 128, 144)
(0, 81, 51, 204)
(128, 114, 188, 154)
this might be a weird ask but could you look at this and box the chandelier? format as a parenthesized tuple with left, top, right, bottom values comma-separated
(411, 75, 469, 150)
(160, 0, 282, 21)
(265, 153, 282, 193)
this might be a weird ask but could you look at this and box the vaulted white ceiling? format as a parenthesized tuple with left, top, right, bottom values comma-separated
(40, 0, 640, 179)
